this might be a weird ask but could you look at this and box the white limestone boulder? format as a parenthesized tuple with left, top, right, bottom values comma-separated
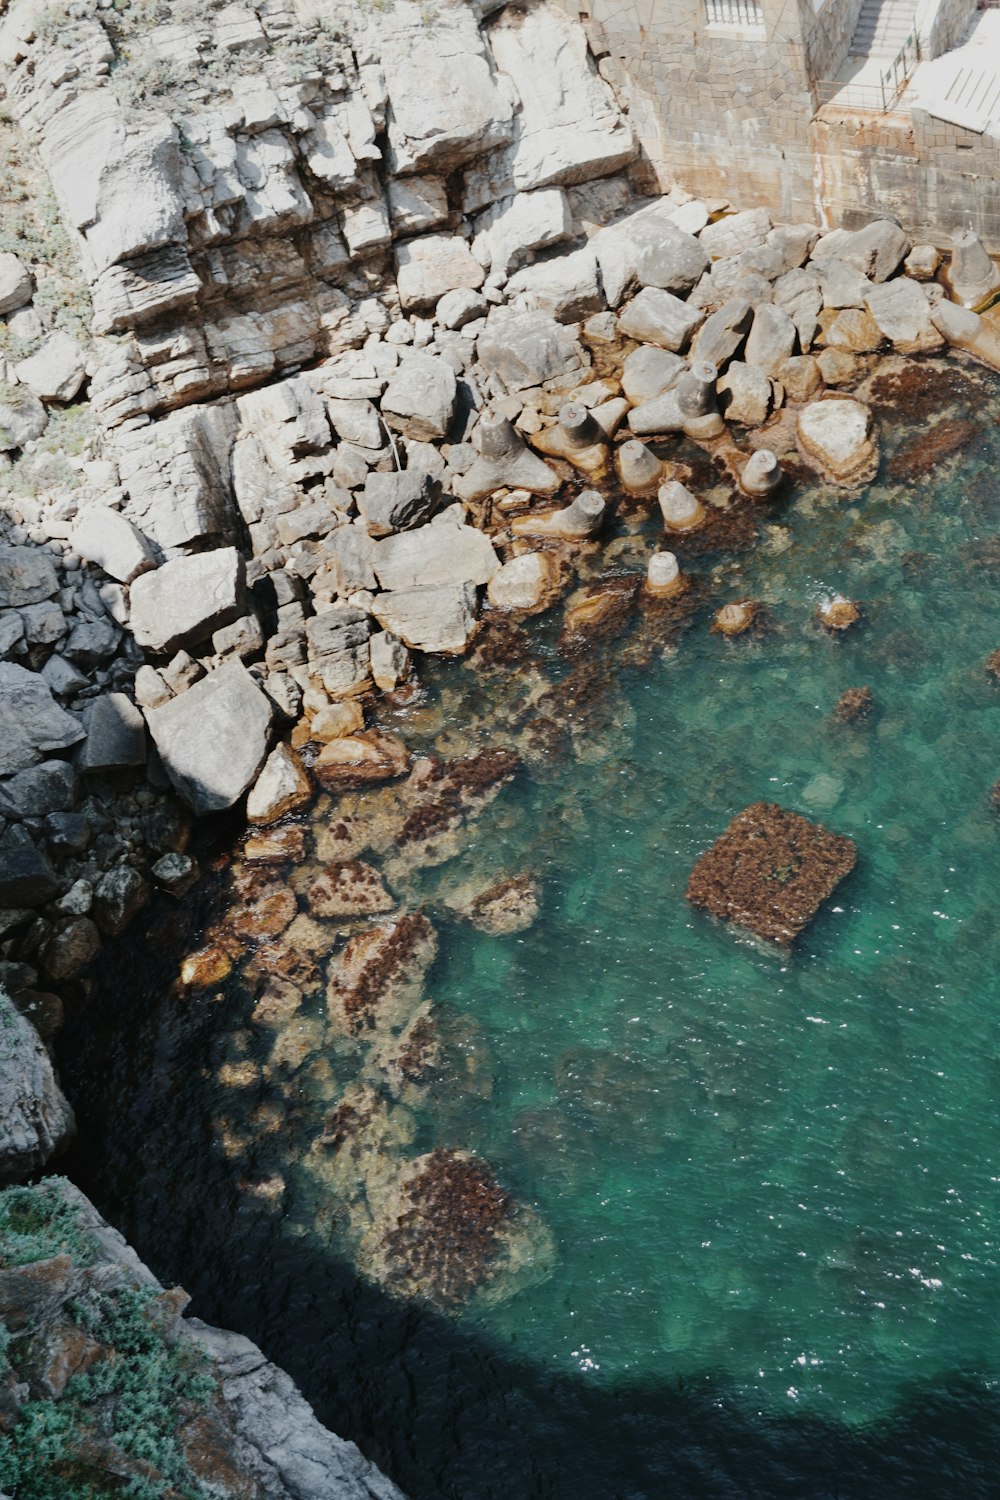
(617, 288, 704, 353)
(129, 547, 246, 656)
(373, 581, 478, 653)
(472, 188, 574, 275)
(373, 522, 500, 591)
(144, 660, 274, 814)
(0, 252, 32, 313)
(395, 233, 486, 312)
(381, 353, 457, 441)
(864, 278, 945, 354)
(71, 506, 157, 585)
(14, 332, 86, 403)
(504, 247, 603, 323)
(0, 383, 46, 449)
(475, 305, 587, 391)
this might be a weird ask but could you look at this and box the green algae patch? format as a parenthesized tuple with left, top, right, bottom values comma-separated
(686, 801, 857, 945)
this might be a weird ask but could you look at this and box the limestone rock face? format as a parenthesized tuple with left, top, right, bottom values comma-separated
(129, 548, 246, 656)
(367, 0, 517, 175)
(488, 1, 635, 190)
(0, 664, 84, 777)
(40, 90, 186, 277)
(144, 661, 273, 814)
(797, 398, 878, 483)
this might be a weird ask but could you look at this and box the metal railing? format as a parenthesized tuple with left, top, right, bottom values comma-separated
(815, 29, 920, 113)
(705, 0, 764, 27)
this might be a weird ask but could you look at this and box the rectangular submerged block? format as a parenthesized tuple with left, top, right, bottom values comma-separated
(686, 801, 856, 946)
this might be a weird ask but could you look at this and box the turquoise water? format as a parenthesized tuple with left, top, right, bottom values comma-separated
(60, 359, 1000, 1494)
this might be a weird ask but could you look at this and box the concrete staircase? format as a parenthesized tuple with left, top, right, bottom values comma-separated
(849, 0, 917, 60)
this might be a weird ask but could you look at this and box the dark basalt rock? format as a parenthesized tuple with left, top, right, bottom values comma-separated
(686, 801, 857, 946)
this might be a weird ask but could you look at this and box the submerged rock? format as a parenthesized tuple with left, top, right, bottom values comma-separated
(686, 801, 856, 946)
(797, 398, 877, 483)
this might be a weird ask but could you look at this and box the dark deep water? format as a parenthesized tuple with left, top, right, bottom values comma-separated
(56, 358, 1000, 1497)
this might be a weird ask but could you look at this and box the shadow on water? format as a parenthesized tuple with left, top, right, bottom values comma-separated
(55, 885, 1000, 1500)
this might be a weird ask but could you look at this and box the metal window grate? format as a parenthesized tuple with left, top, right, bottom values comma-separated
(705, 0, 764, 26)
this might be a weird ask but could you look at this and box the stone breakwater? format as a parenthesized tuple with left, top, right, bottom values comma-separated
(0, 0, 999, 1172)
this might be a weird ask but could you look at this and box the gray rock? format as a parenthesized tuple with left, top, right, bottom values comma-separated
(620, 346, 686, 403)
(14, 332, 86, 403)
(815, 257, 873, 310)
(381, 354, 457, 441)
(386, 175, 449, 235)
(0, 826, 59, 907)
(373, 522, 500, 592)
(690, 298, 753, 370)
(370, 630, 410, 690)
(358, 471, 438, 538)
(864, 278, 945, 354)
(0, 985, 74, 1179)
(151, 852, 198, 896)
(213, 613, 265, 661)
(475, 306, 586, 391)
(19, 600, 65, 647)
(717, 361, 772, 427)
(699, 207, 771, 260)
(395, 234, 485, 312)
(504, 248, 603, 323)
(0, 610, 24, 657)
(325, 398, 382, 450)
(617, 288, 704, 352)
(45, 811, 92, 856)
(144, 661, 274, 814)
(0, 761, 77, 819)
(0, 546, 59, 608)
(0, 663, 84, 776)
(373, 581, 478, 654)
(305, 608, 373, 697)
(130, 548, 246, 656)
(79, 693, 146, 773)
(811, 219, 910, 284)
(62, 616, 120, 668)
(744, 303, 798, 377)
(327, 524, 378, 594)
(41, 917, 100, 980)
(594, 207, 708, 308)
(772, 268, 822, 349)
(71, 507, 157, 585)
(473, 188, 573, 276)
(93, 866, 150, 938)
(0, 383, 47, 449)
(626, 389, 684, 436)
(437, 288, 489, 330)
(0, 252, 32, 314)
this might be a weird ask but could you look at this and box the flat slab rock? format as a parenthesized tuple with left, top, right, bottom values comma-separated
(144, 660, 273, 814)
(686, 801, 856, 946)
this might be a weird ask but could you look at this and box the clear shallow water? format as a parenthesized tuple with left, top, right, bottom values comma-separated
(59, 361, 1000, 1496)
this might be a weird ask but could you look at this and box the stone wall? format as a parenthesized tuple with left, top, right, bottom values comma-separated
(803, 0, 864, 85)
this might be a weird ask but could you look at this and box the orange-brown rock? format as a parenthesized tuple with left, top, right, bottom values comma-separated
(179, 946, 232, 988)
(243, 826, 308, 863)
(686, 801, 856, 945)
(313, 731, 410, 791)
(226, 887, 298, 941)
(327, 912, 437, 1035)
(307, 860, 397, 918)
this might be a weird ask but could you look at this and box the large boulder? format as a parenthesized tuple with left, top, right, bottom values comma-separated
(0, 546, 59, 608)
(811, 219, 910, 284)
(617, 287, 704, 352)
(594, 204, 708, 307)
(78, 693, 146, 774)
(144, 661, 273, 814)
(863, 279, 944, 354)
(373, 581, 479, 653)
(473, 187, 573, 275)
(0, 384, 47, 450)
(129, 548, 245, 655)
(358, 470, 438, 538)
(380, 353, 457, 441)
(395, 234, 486, 312)
(0, 252, 32, 313)
(14, 332, 87, 403)
(476, 306, 586, 391)
(744, 303, 798, 376)
(0, 987, 74, 1179)
(71, 506, 157, 585)
(304, 608, 373, 698)
(372, 522, 500, 591)
(690, 297, 753, 369)
(488, 1, 635, 190)
(0, 825, 60, 907)
(0, 663, 84, 776)
(504, 247, 603, 323)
